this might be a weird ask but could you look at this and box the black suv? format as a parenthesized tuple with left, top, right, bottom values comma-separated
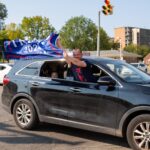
(2, 57, 150, 150)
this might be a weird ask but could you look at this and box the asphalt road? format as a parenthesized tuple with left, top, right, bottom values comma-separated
(0, 86, 131, 150)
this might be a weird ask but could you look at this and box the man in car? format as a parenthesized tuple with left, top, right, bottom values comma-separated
(57, 38, 96, 82)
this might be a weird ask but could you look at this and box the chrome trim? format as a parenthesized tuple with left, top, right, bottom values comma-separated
(15, 59, 65, 77)
(39, 115, 120, 137)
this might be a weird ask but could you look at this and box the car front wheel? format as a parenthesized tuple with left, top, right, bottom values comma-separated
(13, 98, 38, 130)
(127, 114, 150, 150)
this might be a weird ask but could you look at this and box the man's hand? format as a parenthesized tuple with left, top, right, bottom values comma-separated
(63, 50, 68, 59)
(63, 50, 72, 65)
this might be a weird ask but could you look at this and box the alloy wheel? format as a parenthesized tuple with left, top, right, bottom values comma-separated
(133, 122, 150, 149)
(16, 103, 32, 126)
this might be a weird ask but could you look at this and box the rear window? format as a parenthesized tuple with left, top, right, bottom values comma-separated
(18, 61, 42, 76)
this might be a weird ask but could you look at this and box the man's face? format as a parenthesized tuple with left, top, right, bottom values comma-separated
(73, 49, 82, 59)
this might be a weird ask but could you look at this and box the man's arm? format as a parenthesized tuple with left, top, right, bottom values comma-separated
(56, 38, 71, 64)
(63, 50, 72, 65)
(64, 52, 87, 67)
(57, 38, 86, 67)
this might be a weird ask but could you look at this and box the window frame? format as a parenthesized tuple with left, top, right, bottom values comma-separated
(16, 61, 43, 77)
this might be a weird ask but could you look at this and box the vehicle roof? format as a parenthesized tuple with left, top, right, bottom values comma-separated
(13, 56, 121, 64)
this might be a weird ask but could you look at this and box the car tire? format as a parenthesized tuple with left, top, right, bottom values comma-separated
(127, 114, 150, 150)
(13, 98, 38, 130)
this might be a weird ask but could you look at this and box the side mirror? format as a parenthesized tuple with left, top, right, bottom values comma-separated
(97, 76, 116, 86)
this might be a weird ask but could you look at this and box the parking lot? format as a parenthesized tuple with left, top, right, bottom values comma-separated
(0, 86, 131, 150)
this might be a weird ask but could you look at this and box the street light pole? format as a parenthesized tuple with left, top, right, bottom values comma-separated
(119, 38, 123, 60)
(97, 11, 100, 57)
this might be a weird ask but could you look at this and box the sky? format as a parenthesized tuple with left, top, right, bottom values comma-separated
(1, 0, 150, 37)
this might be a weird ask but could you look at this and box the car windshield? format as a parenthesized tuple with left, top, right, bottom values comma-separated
(102, 61, 150, 83)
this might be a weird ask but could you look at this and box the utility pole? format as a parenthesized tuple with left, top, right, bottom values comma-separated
(119, 38, 123, 60)
(97, 11, 100, 57)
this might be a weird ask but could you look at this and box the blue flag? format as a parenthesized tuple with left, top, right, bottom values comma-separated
(4, 33, 63, 59)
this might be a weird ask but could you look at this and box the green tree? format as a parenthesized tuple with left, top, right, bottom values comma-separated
(0, 30, 8, 40)
(0, 2, 7, 20)
(124, 44, 150, 58)
(124, 44, 137, 53)
(60, 16, 111, 51)
(21, 16, 55, 40)
(60, 16, 97, 51)
(5, 23, 24, 40)
(0, 30, 8, 61)
(137, 45, 150, 57)
(110, 41, 120, 50)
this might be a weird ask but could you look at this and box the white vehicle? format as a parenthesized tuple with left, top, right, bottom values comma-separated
(130, 62, 147, 72)
(0, 63, 13, 84)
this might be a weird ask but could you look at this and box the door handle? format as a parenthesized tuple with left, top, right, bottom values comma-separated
(30, 81, 45, 86)
(31, 82, 40, 86)
(70, 87, 81, 92)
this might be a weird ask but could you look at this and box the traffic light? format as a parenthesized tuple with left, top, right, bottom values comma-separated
(102, 0, 113, 15)
(102, 5, 109, 15)
(108, 4, 113, 15)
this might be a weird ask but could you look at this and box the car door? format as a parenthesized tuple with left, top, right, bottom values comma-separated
(28, 60, 77, 120)
(29, 74, 118, 130)
(66, 78, 119, 129)
(29, 76, 77, 120)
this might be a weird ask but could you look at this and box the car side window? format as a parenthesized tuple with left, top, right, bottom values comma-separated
(40, 60, 67, 79)
(18, 62, 42, 76)
(69, 62, 114, 84)
(39, 60, 115, 85)
(64, 62, 110, 83)
(88, 64, 114, 83)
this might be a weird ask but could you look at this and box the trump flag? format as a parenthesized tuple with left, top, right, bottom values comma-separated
(4, 33, 63, 59)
